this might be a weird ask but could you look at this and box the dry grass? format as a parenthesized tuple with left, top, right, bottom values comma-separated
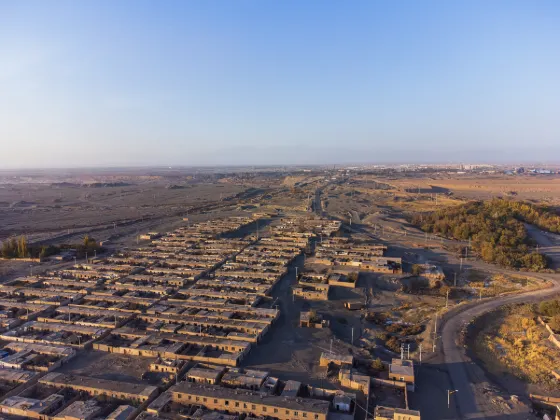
(475, 304, 560, 389)
(282, 176, 308, 187)
(377, 175, 560, 205)
(467, 272, 548, 297)
(386, 191, 462, 212)
(325, 185, 462, 218)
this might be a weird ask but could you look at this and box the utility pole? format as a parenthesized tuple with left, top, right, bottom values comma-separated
(85, 252, 88, 264)
(460, 257, 463, 271)
(407, 344, 410, 359)
(446, 288, 449, 308)
(454, 272, 457, 287)
(400, 344, 404, 360)
(425, 231, 428, 246)
(295, 266, 298, 279)
(330, 339, 333, 355)
(433, 313, 438, 352)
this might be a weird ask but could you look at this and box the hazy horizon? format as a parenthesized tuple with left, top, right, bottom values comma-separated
(2, 0, 559, 169)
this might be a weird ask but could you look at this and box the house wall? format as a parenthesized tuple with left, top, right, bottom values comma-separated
(169, 390, 328, 420)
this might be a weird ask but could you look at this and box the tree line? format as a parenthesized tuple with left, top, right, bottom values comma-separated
(1, 235, 102, 260)
(411, 199, 559, 271)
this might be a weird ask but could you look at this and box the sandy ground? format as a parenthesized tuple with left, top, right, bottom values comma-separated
(379, 174, 560, 204)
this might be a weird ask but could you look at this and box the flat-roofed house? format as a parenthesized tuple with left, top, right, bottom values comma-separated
(375, 406, 421, 420)
(388, 359, 415, 391)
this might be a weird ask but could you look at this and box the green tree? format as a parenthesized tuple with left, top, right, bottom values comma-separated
(17, 236, 28, 258)
(411, 198, 557, 270)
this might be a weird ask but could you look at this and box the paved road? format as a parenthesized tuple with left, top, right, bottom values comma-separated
(319, 183, 560, 418)
(337, 213, 560, 418)
(442, 223, 560, 419)
(525, 223, 560, 269)
(442, 278, 560, 419)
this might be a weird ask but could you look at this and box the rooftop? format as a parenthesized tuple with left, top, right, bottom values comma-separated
(54, 399, 101, 419)
(389, 359, 414, 378)
(106, 405, 137, 420)
(171, 382, 330, 415)
(40, 373, 158, 398)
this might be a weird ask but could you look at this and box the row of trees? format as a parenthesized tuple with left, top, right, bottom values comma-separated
(494, 200, 560, 233)
(411, 199, 556, 270)
(1, 235, 102, 260)
(1, 236, 29, 258)
(1, 236, 60, 259)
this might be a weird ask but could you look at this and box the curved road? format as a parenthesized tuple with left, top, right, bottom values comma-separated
(316, 180, 560, 418)
(442, 277, 560, 419)
(443, 226, 560, 419)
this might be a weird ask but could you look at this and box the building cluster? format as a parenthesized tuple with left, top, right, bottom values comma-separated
(370, 358, 419, 420)
(0, 214, 422, 419)
(142, 363, 359, 420)
(0, 218, 265, 400)
(274, 218, 341, 237)
(293, 272, 357, 302)
(0, 373, 156, 419)
(313, 238, 401, 274)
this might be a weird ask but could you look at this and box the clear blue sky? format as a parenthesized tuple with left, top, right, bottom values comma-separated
(1, 0, 559, 168)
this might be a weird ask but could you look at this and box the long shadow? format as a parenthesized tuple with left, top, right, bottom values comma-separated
(242, 307, 298, 366)
(412, 361, 537, 420)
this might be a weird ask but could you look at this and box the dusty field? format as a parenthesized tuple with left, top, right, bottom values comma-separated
(465, 271, 551, 297)
(376, 174, 560, 204)
(0, 182, 249, 241)
(323, 181, 463, 225)
(56, 350, 155, 384)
